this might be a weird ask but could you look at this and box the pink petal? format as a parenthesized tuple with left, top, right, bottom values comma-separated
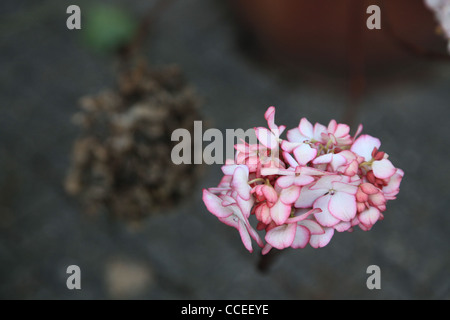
(333, 181, 358, 195)
(313, 195, 341, 227)
(334, 123, 350, 137)
(207, 187, 230, 193)
(328, 192, 357, 221)
(360, 182, 379, 195)
(357, 202, 367, 213)
(257, 203, 272, 225)
(255, 127, 278, 150)
(261, 244, 273, 255)
(247, 223, 265, 248)
(264, 106, 276, 128)
(333, 221, 351, 232)
(202, 190, 233, 218)
(327, 119, 337, 133)
(350, 134, 381, 161)
(270, 199, 292, 225)
(298, 219, 324, 235)
(237, 220, 253, 252)
(262, 185, 278, 203)
(220, 194, 235, 207)
(329, 154, 347, 171)
(293, 144, 317, 166)
(231, 166, 251, 200)
(382, 169, 404, 197)
(260, 166, 283, 176)
(298, 118, 314, 138)
(372, 159, 396, 179)
(219, 214, 239, 228)
(356, 190, 369, 202)
(277, 175, 296, 189)
(281, 141, 301, 153)
(309, 175, 342, 191)
(309, 227, 334, 248)
(221, 164, 238, 176)
(286, 208, 321, 224)
(294, 175, 315, 186)
(280, 186, 301, 205)
(236, 195, 254, 218)
(283, 152, 298, 168)
(368, 192, 386, 207)
(218, 174, 232, 186)
(234, 142, 250, 153)
(291, 225, 310, 249)
(312, 153, 333, 165)
(344, 160, 358, 176)
(295, 185, 326, 208)
(287, 127, 308, 143)
(313, 123, 327, 141)
(327, 133, 337, 145)
(298, 166, 330, 176)
(359, 207, 380, 226)
(265, 223, 297, 250)
(353, 123, 363, 139)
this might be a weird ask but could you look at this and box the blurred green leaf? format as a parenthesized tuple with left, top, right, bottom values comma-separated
(82, 4, 137, 54)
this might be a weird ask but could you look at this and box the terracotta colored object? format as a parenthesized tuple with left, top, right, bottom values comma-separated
(230, 0, 446, 75)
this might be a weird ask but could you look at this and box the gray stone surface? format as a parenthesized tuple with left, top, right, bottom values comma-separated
(0, 0, 449, 299)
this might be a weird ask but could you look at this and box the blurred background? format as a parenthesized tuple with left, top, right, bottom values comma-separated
(0, 0, 449, 299)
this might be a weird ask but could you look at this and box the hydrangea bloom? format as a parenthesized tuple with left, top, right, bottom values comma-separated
(425, 0, 450, 52)
(202, 107, 404, 254)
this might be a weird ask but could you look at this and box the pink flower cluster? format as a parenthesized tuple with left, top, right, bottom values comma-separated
(202, 107, 404, 254)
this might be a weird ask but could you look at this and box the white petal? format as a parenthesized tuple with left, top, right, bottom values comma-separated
(287, 127, 308, 143)
(293, 144, 317, 166)
(221, 164, 238, 176)
(281, 141, 301, 153)
(329, 154, 347, 171)
(313, 195, 340, 227)
(334, 123, 350, 138)
(231, 166, 251, 200)
(255, 127, 278, 150)
(333, 181, 358, 195)
(261, 244, 273, 255)
(350, 134, 381, 161)
(236, 195, 253, 218)
(310, 174, 342, 190)
(310, 227, 334, 248)
(247, 223, 264, 248)
(280, 186, 301, 204)
(238, 220, 253, 252)
(372, 159, 396, 179)
(294, 175, 315, 186)
(277, 175, 296, 189)
(312, 153, 333, 165)
(291, 225, 310, 249)
(265, 223, 297, 250)
(382, 169, 404, 196)
(202, 190, 233, 218)
(298, 118, 314, 139)
(298, 219, 324, 235)
(328, 192, 357, 221)
(270, 199, 292, 225)
(333, 221, 352, 232)
(295, 185, 326, 208)
(282, 151, 299, 167)
(313, 123, 327, 141)
(359, 207, 380, 226)
(286, 208, 320, 224)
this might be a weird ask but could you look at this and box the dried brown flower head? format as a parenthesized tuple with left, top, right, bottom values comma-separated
(65, 61, 204, 221)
